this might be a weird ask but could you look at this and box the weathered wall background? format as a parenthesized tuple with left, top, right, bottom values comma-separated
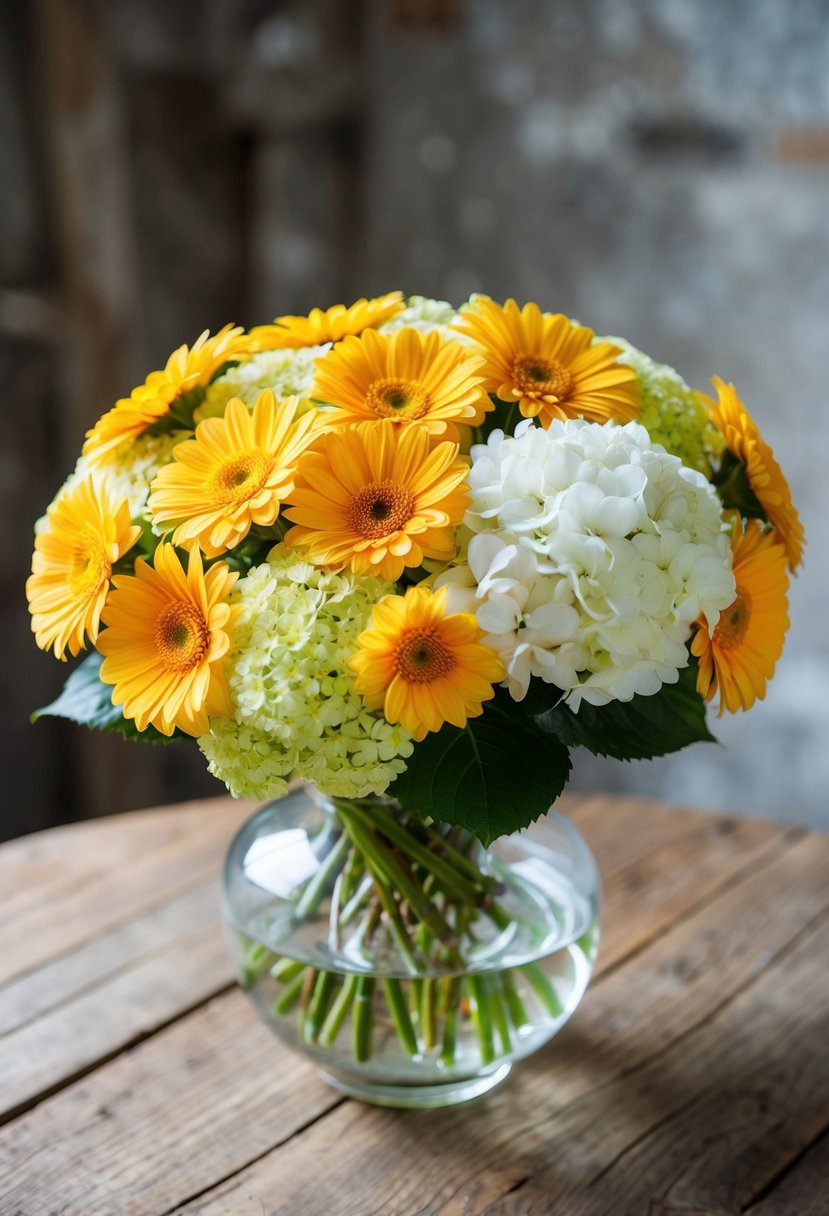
(2, 0, 827, 839)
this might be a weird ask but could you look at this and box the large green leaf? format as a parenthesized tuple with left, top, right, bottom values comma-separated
(32, 652, 178, 744)
(534, 660, 715, 761)
(391, 696, 571, 845)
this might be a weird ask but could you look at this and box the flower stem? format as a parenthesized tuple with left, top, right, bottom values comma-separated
(320, 973, 358, 1047)
(270, 957, 305, 984)
(336, 806, 454, 944)
(420, 978, 438, 1052)
(295, 831, 351, 920)
(440, 977, 459, 1066)
(500, 970, 531, 1029)
(522, 962, 563, 1018)
(352, 976, 375, 1062)
(272, 968, 306, 1015)
(305, 970, 338, 1042)
(356, 802, 493, 904)
(466, 975, 495, 1066)
(383, 978, 419, 1057)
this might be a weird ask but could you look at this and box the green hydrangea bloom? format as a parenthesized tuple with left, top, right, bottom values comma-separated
(198, 546, 414, 800)
(603, 336, 723, 476)
(195, 346, 329, 422)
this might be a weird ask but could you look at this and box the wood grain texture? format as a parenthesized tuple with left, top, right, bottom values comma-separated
(0, 794, 825, 1216)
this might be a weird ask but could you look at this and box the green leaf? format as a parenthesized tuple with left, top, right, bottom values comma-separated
(391, 695, 571, 845)
(32, 652, 179, 744)
(713, 449, 766, 519)
(534, 660, 715, 761)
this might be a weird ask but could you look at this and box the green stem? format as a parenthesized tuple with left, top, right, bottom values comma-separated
(355, 803, 491, 904)
(383, 978, 419, 1057)
(369, 873, 419, 974)
(352, 976, 375, 1062)
(467, 975, 495, 1066)
(500, 970, 531, 1029)
(491, 984, 512, 1055)
(440, 978, 459, 1067)
(272, 968, 307, 1015)
(295, 831, 351, 920)
(340, 874, 374, 926)
(270, 957, 305, 984)
(305, 970, 338, 1042)
(420, 978, 438, 1053)
(320, 973, 359, 1047)
(339, 846, 363, 907)
(522, 962, 563, 1018)
(239, 941, 276, 989)
(337, 808, 454, 944)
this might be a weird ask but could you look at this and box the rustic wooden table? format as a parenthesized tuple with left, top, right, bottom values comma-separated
(1, 794, 827, 1215)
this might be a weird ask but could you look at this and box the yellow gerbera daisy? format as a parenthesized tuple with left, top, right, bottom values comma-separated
(284, 420, 469, 581)
(97, 544, 239, 737)
(148, 391, 322, 557)
(247, 292, 405, 351)
(26, 477, 141, 660)
(706, 377, 805, 572)
(349, 584, 504, 741)
(83, 324, 250, 461)
(453, 296, 638, 428)
(691, 517, 789, 716)
(311, 327, 490, 441)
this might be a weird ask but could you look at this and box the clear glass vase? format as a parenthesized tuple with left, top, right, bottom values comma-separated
(221, 785, 601, 1109)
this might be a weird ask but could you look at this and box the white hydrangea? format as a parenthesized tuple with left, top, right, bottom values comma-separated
(36, 430, 188, 534)
(437, 419, 735, 709)
(198, 546, 414, 800)
(379, 294, 464, 342)
(195, 345, 330, 422)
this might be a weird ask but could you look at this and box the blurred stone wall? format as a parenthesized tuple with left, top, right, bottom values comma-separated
(2, 0, 827, 837)
(359, 0, 829, 828)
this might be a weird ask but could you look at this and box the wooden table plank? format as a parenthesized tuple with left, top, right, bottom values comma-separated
(0, 992, 340, 1216)
(0, 796, 822, 1216)
(0, 888, 234, 1122)
(0, 797, 253, 986)
(744, 1132, 829, 1216)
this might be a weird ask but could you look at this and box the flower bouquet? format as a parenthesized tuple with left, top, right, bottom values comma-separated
(28, 292, 803, 1106)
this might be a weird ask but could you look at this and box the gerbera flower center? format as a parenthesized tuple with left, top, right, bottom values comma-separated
(365, 377, 431, 420)
(154, 600, 211, 671)
(713, 589, 752, 650)
(393, 626, 457, 683)
(211, 451, 272, 504)
(348, 480, 416, 539)
(511, 354, 574, 400)
(70, 529, 107, 597)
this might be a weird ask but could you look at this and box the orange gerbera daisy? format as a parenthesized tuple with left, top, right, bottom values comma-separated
(284, 421, 469, 580)
(691, 517, 789, 716)
(97, 544, 240, 737)
(148, 391, 322, 557)
(706, 377, 804, 572)
(83, 325, 250, 461)
(349, 584, 504, 741)
(26, 476, 141, 660)
(247, 292, 405, 351)
(311, 327, 490, 441)
(453, 297, 638, 428)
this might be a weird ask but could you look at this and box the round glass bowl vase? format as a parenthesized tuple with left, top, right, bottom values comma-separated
(222, 786, 601, 1109)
